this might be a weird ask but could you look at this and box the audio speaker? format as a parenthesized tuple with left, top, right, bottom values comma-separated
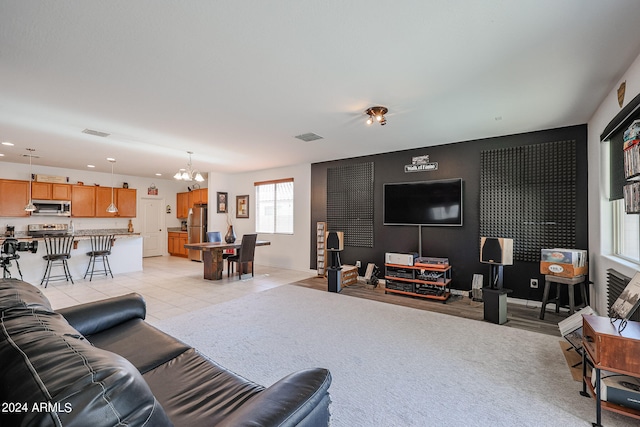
(325, 231, 344, 251)
(480, 237, 513, 265)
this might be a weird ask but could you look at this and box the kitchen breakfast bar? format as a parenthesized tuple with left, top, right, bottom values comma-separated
(3, 230, 143, 285)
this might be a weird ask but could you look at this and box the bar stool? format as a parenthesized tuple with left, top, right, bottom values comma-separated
(41, 234, 75, 288)
(539, 275, 588, 319)
(84, 234, 114, 281)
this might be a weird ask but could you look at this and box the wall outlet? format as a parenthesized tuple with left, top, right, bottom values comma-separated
(355, 260, 361, 268)
(530, 278, 539, 289)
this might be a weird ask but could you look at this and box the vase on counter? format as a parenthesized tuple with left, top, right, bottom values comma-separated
(225, 225, 236, 243)
(128, 219, 134, 233)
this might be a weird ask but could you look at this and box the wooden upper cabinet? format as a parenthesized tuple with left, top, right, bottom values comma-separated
(188, 188, 208, 207)
(31, 182, 51, 199)
(197, 188, 208, 205)
(177, 192, 189, 219)
(116, 188, 137, 217)
(0, 179, 30, 217)
(95, 186, 116, 217)
(177, 189, 208, 219)
(95, 187, 136, 217)
(52, 184, 72, 200)
(71, 185, 96, 217)
(31, 182, 72, 200)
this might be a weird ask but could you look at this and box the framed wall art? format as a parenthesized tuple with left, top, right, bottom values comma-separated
(236, 195, 249, 218)
(217, 192, 228, 213)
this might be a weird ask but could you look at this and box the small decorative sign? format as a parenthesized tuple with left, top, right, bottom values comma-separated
(404, 155, 438, 173)
(148, 183, 158, 195)
(618, 81, 626, 108)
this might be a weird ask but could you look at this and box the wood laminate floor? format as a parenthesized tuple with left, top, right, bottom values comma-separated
(292, 277, 565, 337)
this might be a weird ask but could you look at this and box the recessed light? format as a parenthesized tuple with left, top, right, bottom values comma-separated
(106, 157, 115, 162)
(1, 142, 14, 146)
(87, 164, 95, 168)
(155, 173, 162, 176)
(0, 153, 4, 157)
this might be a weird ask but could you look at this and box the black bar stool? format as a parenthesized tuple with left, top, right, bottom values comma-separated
(40, 234, 75, 287)
(84, 234, 114, 281)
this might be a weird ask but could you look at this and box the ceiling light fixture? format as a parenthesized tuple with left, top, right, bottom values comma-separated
(24, 148, 36, 212)
(174, 151, 204, 182)
(365, 106, 388, 126)
(106, 158, 118, 213)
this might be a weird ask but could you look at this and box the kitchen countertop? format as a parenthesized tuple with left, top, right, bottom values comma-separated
(167, 227, 188, 233)
(6, 228, 141, 241)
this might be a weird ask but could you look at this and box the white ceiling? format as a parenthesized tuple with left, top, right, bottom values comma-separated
(2, 1, 640, 179)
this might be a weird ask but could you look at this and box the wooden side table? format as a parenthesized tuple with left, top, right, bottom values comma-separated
(581, 315, 640, 426)
(539, 274, 588, 319)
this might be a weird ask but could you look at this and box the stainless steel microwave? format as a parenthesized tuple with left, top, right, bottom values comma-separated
(31, 200, 72, 217)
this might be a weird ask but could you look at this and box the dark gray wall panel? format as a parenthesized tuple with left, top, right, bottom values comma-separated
(480, 140, 577, 262)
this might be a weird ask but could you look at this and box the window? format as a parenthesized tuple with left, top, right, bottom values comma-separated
(613, 199, 640, 262)
(255, 178, 294, 234)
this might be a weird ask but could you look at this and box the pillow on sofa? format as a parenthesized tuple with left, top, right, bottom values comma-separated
(0, 279, 172, 427)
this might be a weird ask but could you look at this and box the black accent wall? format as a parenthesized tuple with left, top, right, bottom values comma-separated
(310, 124, 588, 300)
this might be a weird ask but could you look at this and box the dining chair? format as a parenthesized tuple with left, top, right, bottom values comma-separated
(227, 233, 257, 279)
(40, 234, 75, 287)
(84, 234, 114, 281)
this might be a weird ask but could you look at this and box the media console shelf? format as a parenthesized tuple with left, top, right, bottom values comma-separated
(581, 314, 640, 426)
(384, 263, 451, 302)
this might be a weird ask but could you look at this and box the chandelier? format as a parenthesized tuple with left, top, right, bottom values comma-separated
(174, 151, 204, 182)
(365, 106, 388, 126)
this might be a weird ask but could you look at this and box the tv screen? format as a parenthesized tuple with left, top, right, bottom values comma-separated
(383, 178, 463, 226)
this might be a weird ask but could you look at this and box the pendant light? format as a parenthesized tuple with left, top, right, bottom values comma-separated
(24, 148, 36, 212)
(106, 158, 118, 213)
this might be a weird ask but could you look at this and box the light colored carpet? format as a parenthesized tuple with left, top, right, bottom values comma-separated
(154, 284, 636, 427)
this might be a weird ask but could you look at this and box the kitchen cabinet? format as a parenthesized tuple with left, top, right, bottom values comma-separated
(177, 192, 189, 219)
(116, 188, 137, 217)
(0, 179, 30, 217)
(168, 231, 188, 257)
(189, 188, 208, 206)
(71, 185, 96, 217)
(95, 186, 115, 216)
(31, 182, 72, 200)
(94, 187, 137, 218)
(177, 189, 208, 219)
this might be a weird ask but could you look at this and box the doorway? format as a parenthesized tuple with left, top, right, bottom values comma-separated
(141, 197, 165, 257)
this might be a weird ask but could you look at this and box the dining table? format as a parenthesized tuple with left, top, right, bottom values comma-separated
(183, 240, 271, 280)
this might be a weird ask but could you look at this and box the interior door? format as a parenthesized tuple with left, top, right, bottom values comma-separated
(141, 198, 164, 257)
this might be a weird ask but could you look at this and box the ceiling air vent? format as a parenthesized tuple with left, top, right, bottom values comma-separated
(82, 128, 111, 138)
(294, 133, 323, 142)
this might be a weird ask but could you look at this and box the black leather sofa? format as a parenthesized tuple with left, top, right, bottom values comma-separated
(0, 278, 332, 426)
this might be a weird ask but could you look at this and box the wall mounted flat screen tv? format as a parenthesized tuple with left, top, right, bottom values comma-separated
(383, 178, 463, 226)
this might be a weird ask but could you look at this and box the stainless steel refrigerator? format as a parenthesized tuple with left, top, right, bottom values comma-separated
(188, 204, 207, 262)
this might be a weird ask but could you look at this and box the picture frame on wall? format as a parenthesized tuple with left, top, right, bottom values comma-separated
(236, 195, 249, 218)
(217, 192, 228, 213)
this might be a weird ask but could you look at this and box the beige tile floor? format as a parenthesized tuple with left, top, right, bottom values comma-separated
(40, 255, 314, 323)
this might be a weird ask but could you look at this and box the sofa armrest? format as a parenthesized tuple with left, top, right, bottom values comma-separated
(218, 368, 332, 427)
(58, 293, 146, 336)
